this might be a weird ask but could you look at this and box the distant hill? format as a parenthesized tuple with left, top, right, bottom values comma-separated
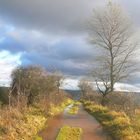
(64, 89, 81, 100)
(0, 87, 9, 104)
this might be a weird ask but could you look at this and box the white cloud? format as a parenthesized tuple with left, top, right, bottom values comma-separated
(0, 50, 21, 86)
(114, 83, 140, 92)
(61, 78, 80, 90)
(61, 78, 140, 92)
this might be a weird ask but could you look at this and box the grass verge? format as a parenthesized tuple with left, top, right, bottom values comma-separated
(33, 135, 43, 140)
(82, 101, 138, 140)
(68, 101, 80, 115)
(0, 98, 72, 140)
(56, 126, 83, 140)
(68, 105, 79, 115)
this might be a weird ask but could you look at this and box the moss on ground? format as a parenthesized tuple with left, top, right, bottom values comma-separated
(56, 126, 83, 140)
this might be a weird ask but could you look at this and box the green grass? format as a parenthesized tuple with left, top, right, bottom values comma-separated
(82, 101, 137, 140)
(56, 126, 83, 140)
(48, 98, 73, 116)
(33, 135, 43, 140)
(68, 101, 80, 115)
(68, 105, 79, 115)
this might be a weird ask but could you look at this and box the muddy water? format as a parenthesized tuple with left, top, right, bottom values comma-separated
(39, 105, 111, 140)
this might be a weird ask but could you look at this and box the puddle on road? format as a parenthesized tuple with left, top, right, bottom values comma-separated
(63, 104, 73, 113)
(39, 104, 111, 140)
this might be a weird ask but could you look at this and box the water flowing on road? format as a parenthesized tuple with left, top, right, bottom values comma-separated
(39, 104, 111, 140)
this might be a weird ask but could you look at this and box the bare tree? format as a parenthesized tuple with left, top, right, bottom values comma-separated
(11, 65, 64, 106)
(44, 71, 63, 104)
(88, 2, 138, 102)
(78, 79, 93, 99)
(11, 66, 48, 105)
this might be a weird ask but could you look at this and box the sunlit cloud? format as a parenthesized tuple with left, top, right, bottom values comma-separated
(0, 50, 21, 86)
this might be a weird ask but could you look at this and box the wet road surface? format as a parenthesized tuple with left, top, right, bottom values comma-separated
(39, 104, 111, 140)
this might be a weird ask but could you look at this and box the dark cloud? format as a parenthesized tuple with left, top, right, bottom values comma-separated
(19, 36, 95, 76)
(21, 52, 90, 77)
(0, 0, 139, 35)
(0, 0, 139, 85)
(0, 0, 99, 35)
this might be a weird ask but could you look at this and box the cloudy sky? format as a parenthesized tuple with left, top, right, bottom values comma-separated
(0, 0, 140, 91)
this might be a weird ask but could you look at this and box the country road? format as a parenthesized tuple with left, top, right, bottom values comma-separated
(39, 104, 111, 140)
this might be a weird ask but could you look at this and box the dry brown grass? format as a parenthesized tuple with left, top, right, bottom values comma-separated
(0, 97, 72, 140)
(0, 105, 46, 140)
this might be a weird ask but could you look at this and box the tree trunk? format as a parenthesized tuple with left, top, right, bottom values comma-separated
(101, 94, 108, 106)
(110, 50, 114, 92)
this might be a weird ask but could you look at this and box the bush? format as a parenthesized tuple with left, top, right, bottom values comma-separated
(0, 87, 9, 104)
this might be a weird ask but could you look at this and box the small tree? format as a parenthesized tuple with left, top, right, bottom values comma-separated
(88, 2, 138, 105)
(42, 72, 63, 105)
(11, 66, 46, 105)
(78, 79, 93, 100)
(11, 65, 64, 106)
